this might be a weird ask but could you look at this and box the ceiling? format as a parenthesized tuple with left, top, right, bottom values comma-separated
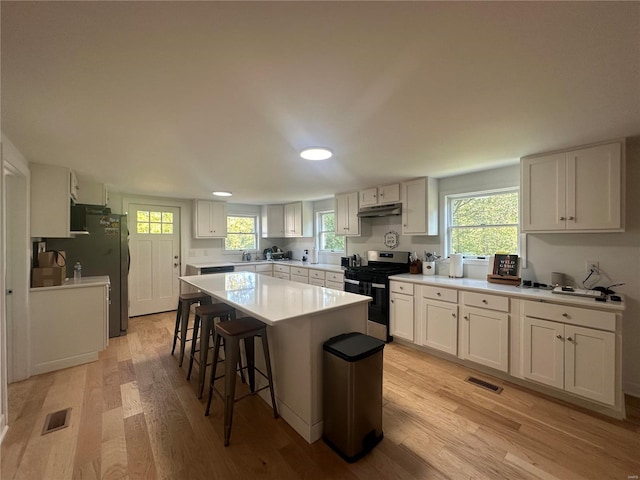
(2, 1, 639, 205)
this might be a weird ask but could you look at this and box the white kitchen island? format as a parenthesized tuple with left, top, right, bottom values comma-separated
(179, 272, 371, 443)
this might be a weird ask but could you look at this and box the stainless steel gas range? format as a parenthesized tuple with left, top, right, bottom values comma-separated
(343, 250, 410, 342)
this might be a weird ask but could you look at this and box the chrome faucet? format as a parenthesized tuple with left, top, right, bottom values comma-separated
(242, 251, 251, 261)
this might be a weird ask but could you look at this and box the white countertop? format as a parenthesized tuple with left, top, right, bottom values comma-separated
(179, 272, 370, 325)
(389, 274, 625, 312)
(186, 260, 345, 274)
(30, 275, 110, 292)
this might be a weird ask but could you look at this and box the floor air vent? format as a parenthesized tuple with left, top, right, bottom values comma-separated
(41, 407, 72, 435)
(465, 376, 503, 394)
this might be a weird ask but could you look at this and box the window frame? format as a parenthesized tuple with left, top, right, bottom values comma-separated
(224, 214, 259, 252)
(444, 187, 520, 260)
(316, 210, 345, 254)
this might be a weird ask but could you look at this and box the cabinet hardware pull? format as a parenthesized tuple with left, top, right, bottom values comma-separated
(562, 313, 568, 317)
(568, 216, 575, 220)
(437, 292, 441, 296)
(560, 217, 566, 221)
(556, 334, 563, 339)
(464, 315, 469, 320)
(452, 313, 456, 318)
(482, 299, 488, 304)
(567, 337, 574, 342)
(391, 299, 394, 303)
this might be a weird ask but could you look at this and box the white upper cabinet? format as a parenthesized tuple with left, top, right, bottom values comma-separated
(284, 201, 313, 237)
(401, 177, 438, 235)
(193, 200, 227, 238)
(30, 163, 77, 238)
(359, 183, 400, 207)
(261, 204, 285, 238)
(76, 178, 108, 206)
(521, 140, 624, 233)
(335, 192, 360, 236)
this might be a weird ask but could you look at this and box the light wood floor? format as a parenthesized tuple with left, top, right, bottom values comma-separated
(2, 311, 639, 480)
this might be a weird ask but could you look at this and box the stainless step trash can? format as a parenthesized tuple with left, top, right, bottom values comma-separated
(322, 332, 385, 462)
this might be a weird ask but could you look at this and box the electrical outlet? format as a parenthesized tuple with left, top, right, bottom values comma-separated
(585, 260, 599, 275)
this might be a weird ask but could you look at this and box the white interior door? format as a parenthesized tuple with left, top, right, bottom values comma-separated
(128, 204, 180, 317)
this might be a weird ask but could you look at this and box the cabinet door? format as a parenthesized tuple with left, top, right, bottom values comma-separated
(195, 200, 226, 238)
(390, 292, 414, 341)
(335, 192, 360, 236)
(284, 202, 301, 236)
(30, 163, 73, 238)
(521, 153, 566, 232)
(567, 142, 622, 231)
(262, 204, 284, 238)
(522, 316, 564, 389)
(359, 187, 378, 207)
(460, 308, 509, 372)
(420, 300, 457, 355)
(564, 324, 615, 406)
(378, 183, 400, 204)
(401, 177, 438, 236)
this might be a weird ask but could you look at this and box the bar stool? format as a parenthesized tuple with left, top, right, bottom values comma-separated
(205, 316, 279, 446)
(171, 292, 211, 366)
(186, 302, 238, 398)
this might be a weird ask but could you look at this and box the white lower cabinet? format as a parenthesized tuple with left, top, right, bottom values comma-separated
(523, 315, 615, 406)
(418, 286, 458, 355)
(458, 291, 509, 373)
(30, 281, 109, 375)
(389, 281, 414, 341)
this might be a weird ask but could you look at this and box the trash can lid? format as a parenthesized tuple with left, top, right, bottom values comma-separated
(323, 332, 385, 362)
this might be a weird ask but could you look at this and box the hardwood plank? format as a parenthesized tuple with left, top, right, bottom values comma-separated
(123, 413, 158, 480)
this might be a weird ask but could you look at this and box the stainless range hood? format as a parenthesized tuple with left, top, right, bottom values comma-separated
(357, 202, 402, 217)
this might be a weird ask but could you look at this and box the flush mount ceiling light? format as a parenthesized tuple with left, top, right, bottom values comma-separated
(300, 147, 333, 161)
(212, 191, 232, 197)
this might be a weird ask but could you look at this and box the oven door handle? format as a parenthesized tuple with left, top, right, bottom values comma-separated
(371, 283, 386, 289)
(344, 279, 360, 285)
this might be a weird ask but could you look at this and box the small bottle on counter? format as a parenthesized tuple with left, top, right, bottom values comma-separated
(74, 262, 82, 282)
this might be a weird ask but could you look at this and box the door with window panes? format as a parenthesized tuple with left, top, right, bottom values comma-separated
(129, 204, 180, 316)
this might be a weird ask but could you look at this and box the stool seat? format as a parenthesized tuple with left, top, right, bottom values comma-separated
(195, 302, 235, 317)
(206, 316, 278, 446)
(171, 292, 211, 366)
(215, 317, 265, 337)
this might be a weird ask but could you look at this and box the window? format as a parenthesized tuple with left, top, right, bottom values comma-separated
(446, 189, 519, 257)
(317, 211, 345, 252)
(225, 215, 257, 251)
(136, 210, 174, 234)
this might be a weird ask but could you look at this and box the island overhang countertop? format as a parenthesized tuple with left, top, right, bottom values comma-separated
(179, 271, 371, 325)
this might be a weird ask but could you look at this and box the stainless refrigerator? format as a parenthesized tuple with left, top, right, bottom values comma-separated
(47, 213, 129, 337)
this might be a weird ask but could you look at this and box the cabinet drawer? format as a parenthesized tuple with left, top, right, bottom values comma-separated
(309, 269, 325, 280)
(326, 280, 343, 291)
(255, 263, 273, 272)
(462, 291, 509, 312)
(291, 267, 308, 277)
(274, 273, 290, 280)
(291, 274, 308, 284)
(326, 272, 344, 283)
(309, 278, 325, 287)
(274, 264, 290, 274)
(421, 285, 457, 303)
(523, 300, 616, 331)
(390, 281, 413, 296)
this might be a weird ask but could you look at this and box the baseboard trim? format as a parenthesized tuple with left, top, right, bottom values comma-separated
(30, 352, 98, 376)
(624, 382, 640, 398)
